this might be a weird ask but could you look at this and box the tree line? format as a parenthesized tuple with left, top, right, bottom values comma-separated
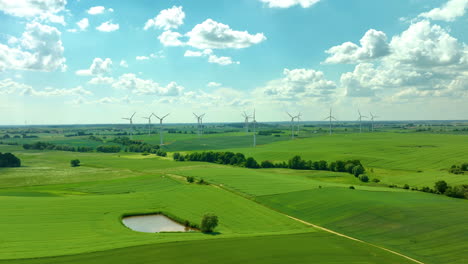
(449, 163, 468, 174)
(0, 152, 21, 167)
(23, 142, 93, 152)
(172, 151, 365, 176)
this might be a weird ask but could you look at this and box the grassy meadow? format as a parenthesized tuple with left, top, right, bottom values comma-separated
(0, 124, 467, 264)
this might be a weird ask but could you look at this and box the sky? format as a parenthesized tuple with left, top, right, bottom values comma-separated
(0, 0, 467, 125)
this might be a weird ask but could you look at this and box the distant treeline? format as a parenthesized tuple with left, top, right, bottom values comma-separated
(414, 181, 467, 200)
(0, 152, 21, 167)
(109, 137, 164, 155)
(23, 142, 94, 152)
(172, 151, 365, 176)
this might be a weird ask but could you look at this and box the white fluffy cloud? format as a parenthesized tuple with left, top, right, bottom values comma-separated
(158, 31, 185, 47)
(419, 0, 468, 21)
(96, 21, 119, 32)
(76, 58, 112, 76)
(325, 29, 390, 64)
(136, 56, 149, 61)
(87, 6, 106, 15)
(144, 6, 185, 30)
(0, 79, 92, 97)
(76, 18, 89, 31)
(207, 82, 222, 87)
(259, 0, 320, 8)
(388, 20, 466, 67)
(112, 73, 184, 96)
(119, 60, 128, 68)
(258, 68, 337, 101)
(0, 0, 66, 24)
(88, 76, 114, 85)
(0, 22, 66, 72)
(184, 49, 239, 65)
(186, 19, 266, 49)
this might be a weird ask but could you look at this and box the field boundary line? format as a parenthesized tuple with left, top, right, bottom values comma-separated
(284, 215, 424, 264)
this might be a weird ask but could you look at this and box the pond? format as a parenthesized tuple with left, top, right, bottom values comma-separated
(122, 214, 197, 233)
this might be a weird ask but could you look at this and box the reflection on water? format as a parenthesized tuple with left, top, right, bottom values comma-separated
(122, 214, 196, 233)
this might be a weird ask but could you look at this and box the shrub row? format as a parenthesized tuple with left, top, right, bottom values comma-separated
(23, 142, 93, 152)
(449, 163, 468, 174)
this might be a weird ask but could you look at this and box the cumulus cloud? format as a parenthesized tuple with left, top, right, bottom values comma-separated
(388, 20, 466, 67)
(207, 82, 222, 87)
(76, 58, 112, 76)
(88, 76, 114, 85)
(136, 56, 149, 61)
(257, 68, 337, 101)
(120, 60, 128, 68)
(158, 30, 185, 46)
(0, 0, 66, 24)
(112, 73, 184, 96)
(419, 0, 468, 22)
(186, 19, 266, 49)
(22, 86, 93, 97)
(76, 18, 89, 31)
(0, 22, 66, 72)
(96, 21, 119, 32)
(325, 29, 390, 64)
(259, 0, 320, 8)
(184, 49, 239, 65)
(144, 6, 185, 30)
(87, 6, 109, 15)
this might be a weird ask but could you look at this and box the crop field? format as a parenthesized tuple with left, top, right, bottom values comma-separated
(0, 125, 467, 264)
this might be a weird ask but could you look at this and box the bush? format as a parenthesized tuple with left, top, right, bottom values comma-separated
(371, 178, 380, 183)
(186, 176, 195, 183)
(349, 186, 355, 189)
(261, 160, 275, 168)
(359, 175, 369, 182)
(352, 165, 365, 177)
(434, 180, 448, 194)
(445, 185, 467, 199)
(70, 159, 80, 167)
(245, 157, 260, 169)
(96, 145, 121, 153)
(198, 178, 207, 185)
(403, 184, 410, 190)
(173, 152, 181, 160)
(200, 214, 218, 233)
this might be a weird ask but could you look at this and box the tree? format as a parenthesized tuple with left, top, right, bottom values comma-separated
(352, 165, 364, 177)
(0, 152, 21, 167)
(201, 213, 218, 233)
(288, 155, 306, 170)
(434, 180, 448, 194)
(261, 160, 275, 168)
(173, 152, 181, 160)
(70, 159, 80, 167)
(359, 175, 369, 182)
(245, 157, 260, 168)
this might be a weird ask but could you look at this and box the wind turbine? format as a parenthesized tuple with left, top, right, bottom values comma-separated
(153, 113, 170, 145)
(369, 112, 379, 132)
(122, 112, 136, 139)
(241, 111, 252, 134)
(323, 108, 336, 135)
(200, 114, 206, 135)
(296, 113, 302, 137)
(252, 109, 257, 147)
(357, 110, 368, 133)
(142, 114, 153, 136)
(287, 112, 296, 139)
(193, 113, 205, 136)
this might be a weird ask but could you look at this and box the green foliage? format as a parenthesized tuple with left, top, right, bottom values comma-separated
(0, 152, 21, 167)
(349, 186, 355, 190)
(288, 155, 306, 170)
(403, 184, 410, 190)
(359, 175, 369, 183)
(371, 178, 380, 183)
(200, 213, 218, 233)
(245, 157, 260, 169)
(434, 180, 448, 194)
(96, 145, 121, 153)
(70, 159, 81, 167)
(186, 176, 194, 183)
(445, 185, 468, 199)
(352, 165, 365, 177)
(173, 152, 180, 160)
(261, 160, 275, 168)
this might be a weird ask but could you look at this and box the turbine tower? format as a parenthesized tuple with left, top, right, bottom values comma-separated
(122, 112, 136, 139)
(253, 109, 257, 147)
(241, 111, 252, 134)
(357, 110, 368, 133)
(142, 114, 153, 136)
(323, 108, 336, 135)
(287, 112, 296, 140)
(193, 113, 205, 136)
(153, 113, 170, 145)
(369, 112, 379, 132)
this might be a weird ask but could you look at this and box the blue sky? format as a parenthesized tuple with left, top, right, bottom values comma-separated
(0, 0, 467, 124)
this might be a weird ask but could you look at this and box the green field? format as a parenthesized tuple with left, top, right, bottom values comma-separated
(0, 128, 467, 264)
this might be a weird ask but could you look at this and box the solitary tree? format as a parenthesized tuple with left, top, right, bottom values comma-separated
(352, 165, 365, 177)
(70, 159, 81, 167)
(201, 213, 218, 233)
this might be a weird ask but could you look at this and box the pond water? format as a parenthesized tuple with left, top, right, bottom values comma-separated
(122, 214, 196, 233)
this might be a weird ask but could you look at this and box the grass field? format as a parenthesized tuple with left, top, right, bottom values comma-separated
(0, 130, 467, 264)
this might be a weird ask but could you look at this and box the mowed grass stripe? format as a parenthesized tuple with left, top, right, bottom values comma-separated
(0, 232, 416, 264)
